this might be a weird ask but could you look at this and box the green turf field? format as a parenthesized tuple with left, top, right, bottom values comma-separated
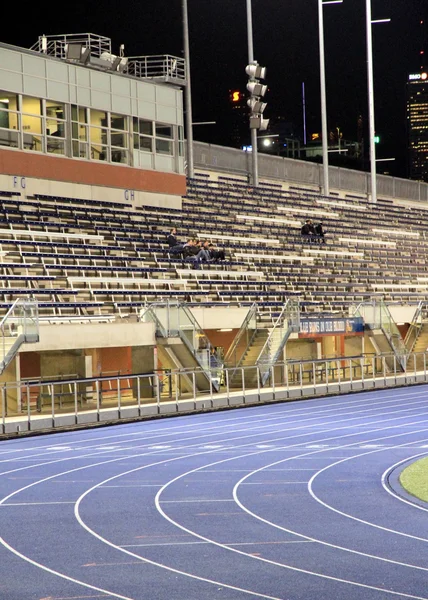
(400, 457, 428, 502)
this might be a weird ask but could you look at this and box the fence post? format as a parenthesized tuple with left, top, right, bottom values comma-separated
(155, 373, 161, 413)
(50, 384, 55, 428)
(137, 376, 142, 417)
(117, 377, 121, 419)
(175, 373, 179, 411)
(192, 372, 196, 410)
(1, 385, 6, 435)
(27, 385, 31, 431)
(271, 366, 275, 402)
(95, 380, 101, 422)
(74, 381, 78, 425)
(337, 359, 341, 392)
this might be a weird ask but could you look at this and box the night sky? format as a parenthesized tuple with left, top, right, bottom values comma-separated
(2, 0, 427, 177)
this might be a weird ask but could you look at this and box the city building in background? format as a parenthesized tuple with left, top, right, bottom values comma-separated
(407, 70, 428, 182)
(228, 89, 248, 148)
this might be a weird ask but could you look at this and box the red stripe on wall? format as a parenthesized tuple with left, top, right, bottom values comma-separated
(0, 149, 186, 196)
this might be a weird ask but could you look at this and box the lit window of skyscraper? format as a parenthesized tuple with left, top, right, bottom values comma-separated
(407, 72, 428, 182)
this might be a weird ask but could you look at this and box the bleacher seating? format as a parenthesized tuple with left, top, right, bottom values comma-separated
(1, 176, 428, 323)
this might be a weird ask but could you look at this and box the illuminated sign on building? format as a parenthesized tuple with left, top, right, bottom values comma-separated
(231, 91, 242, 102)
(409, 72, 428, 81)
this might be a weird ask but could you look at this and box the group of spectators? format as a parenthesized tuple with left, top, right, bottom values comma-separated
(166, 228, 226, 267)
(301, 220, 326, 244)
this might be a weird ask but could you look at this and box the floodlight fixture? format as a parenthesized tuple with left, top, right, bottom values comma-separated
(247, 98, 267, 113)
(66, 43, 84, 61)
(246, 82, 268, 97)
(245, 64, 266, 79)
(250, 116, 269, 131)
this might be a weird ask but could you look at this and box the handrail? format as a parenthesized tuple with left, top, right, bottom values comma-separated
(0, 298, 21, 330)
(0, 298, 39, 373)
(257, 299, 300, 384)
(404, 301, 424, 351)
(224, 303, 257, 367)
(354, 299, 408, 368)
(140, 301, 222, 390)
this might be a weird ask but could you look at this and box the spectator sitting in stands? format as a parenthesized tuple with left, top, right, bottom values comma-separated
(315, 222, 326, 244)
(183, 238, 195, 258)
(301, 219, 316, 243)
(166, 227, 184, 255)
(209, 243, 226, 262)
(186, 239, 201, 256)
(193, 240, 212, 269)
(196, 240, 211, 262)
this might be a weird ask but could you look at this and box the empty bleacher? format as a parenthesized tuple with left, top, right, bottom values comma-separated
(0, 176, 428, 323)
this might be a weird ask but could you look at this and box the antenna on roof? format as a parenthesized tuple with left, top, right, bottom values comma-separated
(41, 35, 47, 54)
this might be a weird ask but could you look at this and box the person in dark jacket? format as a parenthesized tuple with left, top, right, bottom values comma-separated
(209, 243, 226, 262)
(315, 222, 326, 244)
(301, 220, 316, 243)
(166, 228, 184, 255)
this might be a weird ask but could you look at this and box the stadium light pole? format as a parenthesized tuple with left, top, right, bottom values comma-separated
(182, 0, 194, 179)
(246, 0, 259, 187)
(366, 1, 390, 204)
(318, 0, 343, 198)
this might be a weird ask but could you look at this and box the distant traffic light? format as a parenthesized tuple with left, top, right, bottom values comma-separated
(246, 61, 269, 131)
(374, 135, 380, 144)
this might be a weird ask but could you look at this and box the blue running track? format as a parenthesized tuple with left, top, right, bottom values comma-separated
(1, 386, 428, 600)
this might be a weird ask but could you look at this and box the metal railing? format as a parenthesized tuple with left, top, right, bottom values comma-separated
(404, 301, 428, 352)
(354, 299, 408, 369)
(257, 299, 300, 385)
(125, 55, 186, 85)
(3, 350, 428, 437)
(0, 299, 39, 373)
(141, 301, 222, 390)
(30, 33, 111, 59)
(224, 303, 258, 368)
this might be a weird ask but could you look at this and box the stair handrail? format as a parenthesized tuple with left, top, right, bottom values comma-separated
(0, 298, 39, 372)
(372, 299, 407, 369)
(224, 303, 258, 368)
(141, 301, 221, 390)
(404, 301, 424, 351)
(140, 303, 169, 338)
(257, 299, 300, 384)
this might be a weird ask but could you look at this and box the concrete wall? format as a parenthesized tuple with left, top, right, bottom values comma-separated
(193, 142, 428, 204)
(286, 339, 317, 361)
(0, 172, 183, 210)
(20, 322, 155, 353)
(189, 307, 249, 330)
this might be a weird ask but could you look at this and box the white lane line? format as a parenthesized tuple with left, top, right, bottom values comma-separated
(232, 433, 428, 576)
(160, 499, 234, 503)
(2, 404, 428, 600)
(309, 450, 428, 542)
(1, 501, 75, 506)
(2, 385, 427, 461)
(2, 393, 427, 481)
(121, 540, 314, 548)
(240, 482, 308, 485)
(0, 535, 134, 600)
(71, 417, 428, 600)
(100, 484, 162, 488)
(155, 430, 428, 599)
(381, 454, 428, 513)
